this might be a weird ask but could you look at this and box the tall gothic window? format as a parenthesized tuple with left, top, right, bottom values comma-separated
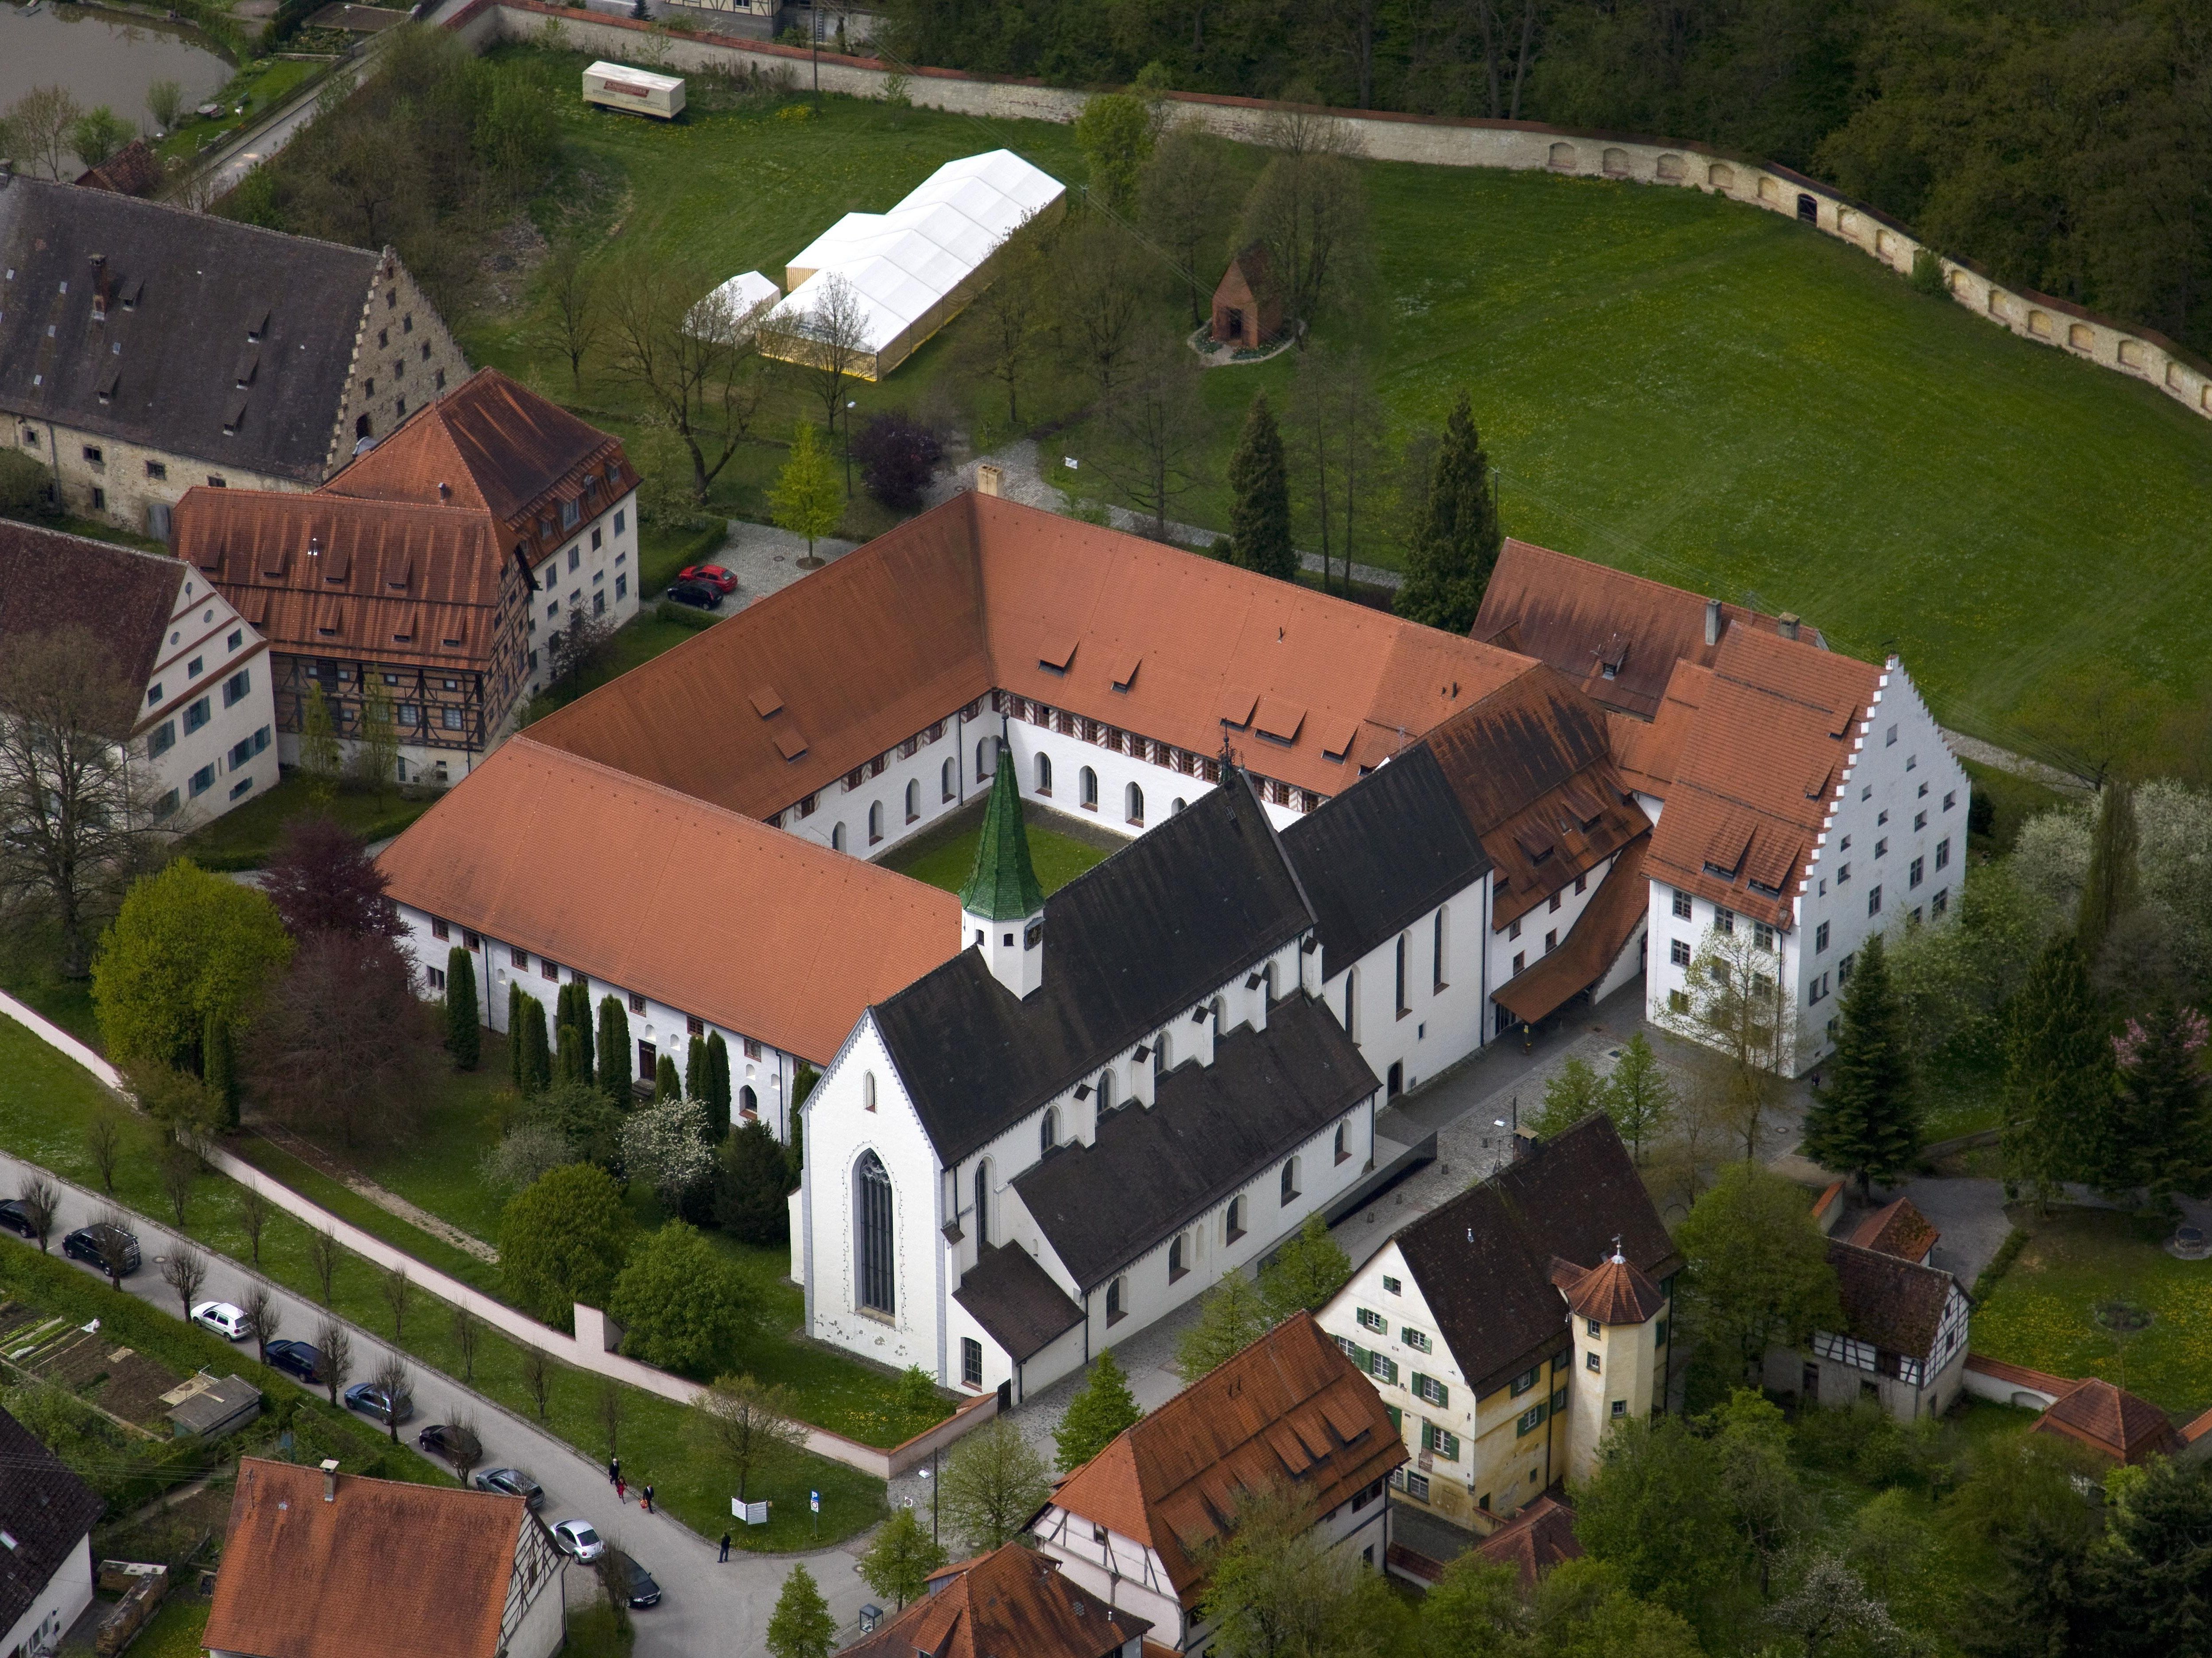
(973, 1158, 992, 1248)
(857, 1151, 894, 1313)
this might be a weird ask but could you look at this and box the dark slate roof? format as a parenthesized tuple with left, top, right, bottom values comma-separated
(0, 517, 182, 699)
(1396, 1114, 1680, 1397)
(1828, 1239, 1956, 1361)
(1280, 745, 1491, 981)
(0, 1404, 105, 1634)
(874, 768, 1315, 1163)
(954, 1244, 1085, 1363)
(1013, 992, 1379, 1290)
(0, 175, 378, 480)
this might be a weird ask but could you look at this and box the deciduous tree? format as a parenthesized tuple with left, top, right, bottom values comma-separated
(4, 86, 82, 179)
(160, 1244, 209, 1321)
(939, 1416, 1052, 1552)
(2076, 779, 2140, 963)
(65, 107, 132, 170)
(609, 1221, 756, 1375)
(316, 1319, 352, 1407)
(1140, 127, 1236, 326)
(961, 215, 1052, 426)
(244, 933, 439, 1148)
(1803, 932, 1919, 1197)
(769, 422, 843, 565)
(2002, 936, 2115, 1204)
(1286, 342, 1389, 595)
(93, 861, 291, 1072)
(539, 244, 602, 392)
(1237, 143, 1370, 332)
(690, 1372, 805, 1503)
(1257, 1213, 1350, 1321)
(299, 682, 341, 806)
(498, 1162, 635, 1324)
(1056, 220, 1148, 400)
(1055, 1347, 1143, 1471)
(1675, 1162, 1843, 1388)
(260, 815, 402, 941)
(241, 1284, 279, 1363)
(1528, 1054, 1607, 1137)
(1176, 1271, 1269, 1379)
(1602, 1031, 1673, 1165)
(620, 1095, 714, 1210)
(605, 255, 775, 503)
(1573, 1417, 1745, 1628)
(1075, 92, 1153, 215)
(1394, 392, 1500, 633)
(1660, 922, 1800, 1160)
(14, 1177, 56, 1253)
(860, 1508, 946, 1610)
(765, 1564, 838, 1658)
(1090, 325, 1207, 542)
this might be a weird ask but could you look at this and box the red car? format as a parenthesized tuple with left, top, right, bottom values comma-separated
(677, 563, 737, 594)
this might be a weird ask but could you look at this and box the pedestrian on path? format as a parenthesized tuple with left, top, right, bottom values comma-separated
(615, 1474, 627, 1502)
(642, 1484, 655, 1514)
(718, 1532, 731, 1562)
(609, 1456, 621, 1486)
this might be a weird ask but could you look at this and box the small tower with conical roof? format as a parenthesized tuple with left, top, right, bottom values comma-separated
(961, 750, 1046, 998)
(1555, 1236, 1669, 1483)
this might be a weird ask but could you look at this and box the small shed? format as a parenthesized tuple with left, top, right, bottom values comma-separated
(583, 62, 687, 120)
(163, 1373, 261, 1441)
(1211, 244, 1284, 349)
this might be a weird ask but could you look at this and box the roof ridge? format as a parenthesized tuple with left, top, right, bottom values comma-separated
(7, 172, 386, 266)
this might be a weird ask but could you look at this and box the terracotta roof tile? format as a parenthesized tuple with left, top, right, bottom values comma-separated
(1555, 1252, 1666, 1325)
(1846, 1197, 1939, 1263)
(1051, 1313, 1405, 1606)
(76, 137, 165, 197)
(0, 519, 182, 700)
(843, 1543, 1150, 1658)
(1827, 1239, 1955, 1360)
(375, 737, 958, 1063)
(2032, 1379, 2183, 1465)
(1492, 836, 1650, 1025)
(1473, 1493, 1583, 1595)
(203, 1459, 531, 1658)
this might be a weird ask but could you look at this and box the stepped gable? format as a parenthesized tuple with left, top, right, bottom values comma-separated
(0, 175, 381, 479)
(1280, 743, 1492, 981)
(1472, 538, 1820, 720)
(1396, 1114, 1678, 1396)
(1420, 663, 1650, 930)
(1645, 625, 1883, 930)
(872, 767, 1311, 1164)
(1014, 993, 1380, 1291)
(1049, 1313, 1405, 1608)
(375, 737, 958, 1065)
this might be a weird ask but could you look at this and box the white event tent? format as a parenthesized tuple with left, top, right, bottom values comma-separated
(760, 149, 1066, 381)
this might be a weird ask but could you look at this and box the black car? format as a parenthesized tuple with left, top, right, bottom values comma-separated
(615, 1554, 661, 1609)
(417, 1423, 482, 1464)
(0, 1200, 35, 1240)
(265, 1340, 326, 1384)
(664, 580, 719, 611)
(473, 1468, 544, 1509)
(61, 1221, 140, 1274)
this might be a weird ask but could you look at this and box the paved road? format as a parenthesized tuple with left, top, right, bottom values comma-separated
(0, 1147, 880, 1657)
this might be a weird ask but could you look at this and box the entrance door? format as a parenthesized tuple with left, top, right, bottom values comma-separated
(1797, 193, 1818, 224)
(1802, 1363, 1820, 1403)
(1387, 1061, 1403, 1099)
(636, 1040, 656, 1085)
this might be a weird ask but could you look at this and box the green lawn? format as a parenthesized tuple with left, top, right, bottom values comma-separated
(127, 1595, 213, 1658)
(882, 818, 1112, 896)
(175, 773, 439, 871)
(1968, 1207, 2212, 1418)
(156, 57, 326, 169)
(458, 43, 2212, 758)
(0, 1015, 887, 1549)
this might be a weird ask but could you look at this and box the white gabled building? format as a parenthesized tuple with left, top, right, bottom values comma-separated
(0, 1403, 102, 1658)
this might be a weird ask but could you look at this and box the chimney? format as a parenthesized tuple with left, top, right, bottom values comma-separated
(975, 463, 1003, 498)
(1777, 612, 1801, 642)
(320, 1459, 340, 1502)
(1703, 598, 1721, 647)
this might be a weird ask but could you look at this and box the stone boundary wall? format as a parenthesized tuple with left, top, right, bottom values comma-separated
(0, 988, 994, 1479)
(450, 0, 2212, 423)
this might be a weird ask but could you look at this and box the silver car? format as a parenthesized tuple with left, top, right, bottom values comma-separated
(551, 1519, 605, 1562)
(191, 1301, 249, 1341)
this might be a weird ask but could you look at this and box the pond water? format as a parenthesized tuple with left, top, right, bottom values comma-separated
(0, 4, 233, 170)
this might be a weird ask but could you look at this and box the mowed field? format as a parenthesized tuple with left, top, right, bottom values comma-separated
(466, 45, 2212, 749)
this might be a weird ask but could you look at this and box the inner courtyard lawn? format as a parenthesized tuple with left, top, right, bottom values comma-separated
(463, 43, 2212, 756)
(1968, 1206, 2212, 1418)
(882, 817, 1110, 896)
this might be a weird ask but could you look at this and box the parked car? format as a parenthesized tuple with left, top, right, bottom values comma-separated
(344, 1381, 415, 1426)
(664, 580, 719, 611)
(473, 1468, 544, 1509)
(417, 1422, 482, 1465)
(265, 1340, 326, 1384)
(675, 563, 737, 594)
(0, 1200, 36, 1240)
(61, 1222, 139, 1275)
(190, 1302, 249, 1341)
(550, 1520, 605, 1562)
(614, 1554, 661, 1609)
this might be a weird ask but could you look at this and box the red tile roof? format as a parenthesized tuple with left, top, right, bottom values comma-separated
(1846, 1197, 1939, 1263)
(2031, 1379, 2184, 1465)
(1473, 1493, 1583, 1595)
(1491, 835, 1651, 1025)
(375, 737, 959, 1062)
(75, 137, 165, 197)
(1553, 1252, 1666, 1325)
(1050, 1312, 1405, 1608)
(842, 1544, 1151, 1658)
(203, 1459, 528, 1658)
(1963, 1353, 2073, 1396)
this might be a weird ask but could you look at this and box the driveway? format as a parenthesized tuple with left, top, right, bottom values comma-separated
(0, 1147, 880, 1657)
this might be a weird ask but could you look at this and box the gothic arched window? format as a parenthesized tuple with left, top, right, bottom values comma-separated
(856, 1151, 894, 1314)
(1040, 1106, 1059, 1156)
(973, 1158, 992, 1248)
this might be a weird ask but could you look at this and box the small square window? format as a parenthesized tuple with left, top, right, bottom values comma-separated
(144, 459, 167, 480)
(629, 994, 646, 1015)
(1611, 1399, 1627, 1418)
(1669, 939, 1691, 967)
(1382, 1276, 1401, 1295)
(1357, 1307, 1386, 1333)
(1672, 888, 1692, 919)
(1585, 1349, 1601, 1372)
(1914, 810, 1927, 831)
(1943, 791, 1957, 811)
(687, 1015, 705, 1037)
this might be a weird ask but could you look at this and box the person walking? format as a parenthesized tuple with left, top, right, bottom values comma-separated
(642, 1484, 655, 1514)
(718, 1532, 731, 1563)
(615, 1474, 627, 1503)
(608, 1456, 621, 1486)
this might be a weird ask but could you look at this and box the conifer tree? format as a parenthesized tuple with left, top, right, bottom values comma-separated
(518, 996, 552, 1096)
(1055, 1347, 1143, 1471)
(2110, 1003, 2209, 1197)
(1395, 391, 1499, 633)
(2077, 780, 2140, 966)
(555, 1018, 590, 1088)
(445, 946, 480, 1070)
(705, 1032, 732, 1140)
(765, 1564, 837, 1658)
(686, 1034, 707, 1102)
(2002, 936, 2115, 1204)
(203, 1008, 239, 1131)
(1802, 933, 1919, 1197)
(508, 982, 526, 1090)
(655, 1052, 683, 1102)
(1227, 391, 1295, 581)
(597, 995, 630, 1101)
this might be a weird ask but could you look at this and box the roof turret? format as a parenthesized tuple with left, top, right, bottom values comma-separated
(961, 754, 1045, 922)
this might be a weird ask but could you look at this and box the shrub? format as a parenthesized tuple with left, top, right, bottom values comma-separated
(850, 412, 943, 510)
(714, 1119, 794, 1245)
(608, 1221, 757, 1376)
(0, 448, 53, 518)
(498, 1162, 634, 1325)
(1910, 247, 1947, 296)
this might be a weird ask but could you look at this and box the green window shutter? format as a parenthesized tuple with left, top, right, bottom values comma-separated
(1410, 1371, 1426, 1399)
(1386, 1405, 1402, 1433)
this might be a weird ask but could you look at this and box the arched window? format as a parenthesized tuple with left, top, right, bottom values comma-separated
(905, 779, 920, 822)
(973, 1158, 991, 1248)
(1036, 753, 1052, 795)
(1210, 995, 1225, 1029)
(1168, 1232, 1187, 1279)
(942, 758, 956, 802)
(740, 1084, 758, 1118)
(1281, 1156, 1300, 1204)
(831, 822, 847, 853)
(1172, 797, 1187, 814)
(1333, 1120, 1347, 1162)
(1262, 962, 1277, 1003)
(1342, 967, 1358, 1042)
(862, 1071, 877, 1112)
(1096, 1068, 1114, 1108)
(1153, 1031, 1169, 1077)
(1127, 783, 1144, 824)
(868, 802, 884, 843)
(856, 1151, 894, 1313)
(1080, 766, 1098, 810)
(1040, 1106, 1059, 1156)
(977, 739, 995, 778)
(1226, 1195, 1246, 1243)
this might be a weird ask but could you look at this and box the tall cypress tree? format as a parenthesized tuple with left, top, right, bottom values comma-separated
(203, 1010, 239, 1131)
(1802, 933, 1917, 1197)
(2077, 780, 2140, 967)
(686, 1034, 707, 1102)
(655, 1053, 682, 1102)
(597, 995, 631, 1101)
(508, 982, 526, 1090)
(518, 996, 552, 1096)
(555, 1019, 589, 1087)
(705, 1033, 732, 1141)
(1395, 390, 1500, 633)
(1226, 391, 1295, 581)
(446, 946, 480, 1070)
(2002, 936, 2115, 1204)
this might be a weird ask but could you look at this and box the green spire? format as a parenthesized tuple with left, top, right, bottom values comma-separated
(961, 752, 1045, 922)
